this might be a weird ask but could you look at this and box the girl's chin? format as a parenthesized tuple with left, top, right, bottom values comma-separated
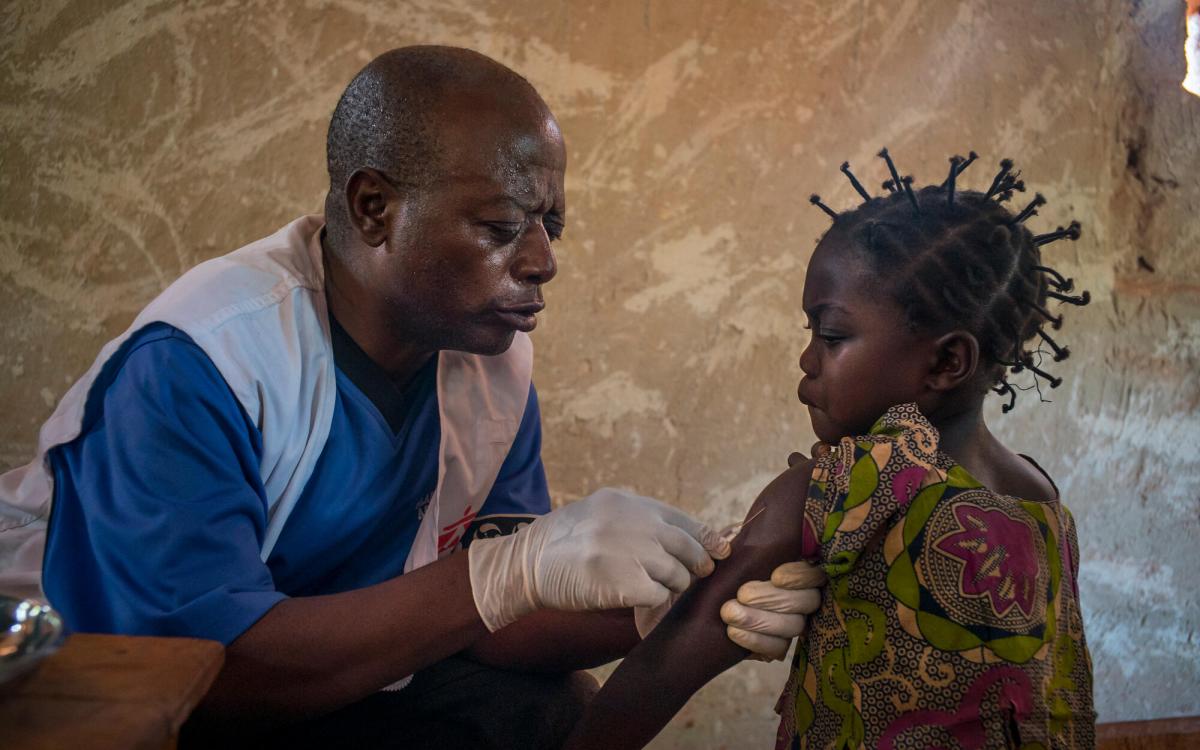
(807, 407, 848, 444)
(809, 407, 883, 444)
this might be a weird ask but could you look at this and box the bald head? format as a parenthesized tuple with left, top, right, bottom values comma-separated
(324, 46, 550, 246)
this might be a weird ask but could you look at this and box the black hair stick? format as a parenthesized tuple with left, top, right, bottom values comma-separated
(1033, 221, 1082, 246)
(946, 156, 963, 207)
(992, 379, 1017, 413)
(1011, 193, 1046, 224)
(840, 162, 873, 203)
(878, 148, 903, 197)
(901, 176, 920, 215)
(1025, 360, 1063, 388)
(1046, 289, 1091, 306)
(955, 151, 979, 177)
(1030, 301, 1064, 329)
(809, 194, 838, 219)
(1032, 265, 1075, 292)
(1036, 328, 1071, 361)
(984, 159, 1014, 200)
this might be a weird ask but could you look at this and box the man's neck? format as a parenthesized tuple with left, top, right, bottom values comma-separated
(321, 233, 434, 388)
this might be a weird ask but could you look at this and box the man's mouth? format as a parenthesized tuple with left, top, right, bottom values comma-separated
(494, 301, 544, 332)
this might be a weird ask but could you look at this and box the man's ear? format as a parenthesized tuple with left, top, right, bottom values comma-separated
(345, 168, 396, 248)
(926, 330, 980, 392)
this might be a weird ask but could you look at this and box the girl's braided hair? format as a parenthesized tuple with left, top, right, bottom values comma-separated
(809, 150, 1090, 412)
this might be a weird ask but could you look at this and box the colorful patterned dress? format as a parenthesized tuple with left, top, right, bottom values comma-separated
(776, 404, 1095, 750)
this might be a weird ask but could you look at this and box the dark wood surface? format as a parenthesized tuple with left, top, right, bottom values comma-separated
(0, 633, 224, 750)
(4, 636, 1192, 750)
(1097, 715, 1200, 750)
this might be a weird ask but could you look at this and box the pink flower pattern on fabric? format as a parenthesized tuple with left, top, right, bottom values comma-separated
(891, 465, 927, 507)
(935, 504, 1040, 618)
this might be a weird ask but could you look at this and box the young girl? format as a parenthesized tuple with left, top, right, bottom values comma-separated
(565, 151, 1096, 749)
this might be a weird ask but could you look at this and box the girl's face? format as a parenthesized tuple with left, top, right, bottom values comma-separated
(797, 235, 938, 443)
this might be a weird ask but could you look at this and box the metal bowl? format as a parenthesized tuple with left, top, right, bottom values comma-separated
(0, 596, 65, 688)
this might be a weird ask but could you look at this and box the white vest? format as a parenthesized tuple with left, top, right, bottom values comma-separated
(0, 215, 533, 601)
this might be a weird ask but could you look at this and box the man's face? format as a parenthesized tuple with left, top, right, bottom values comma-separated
(797, 236, 933, 442)
(375, 92, 566, 356)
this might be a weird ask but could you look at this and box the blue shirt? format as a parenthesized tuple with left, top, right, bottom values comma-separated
(43, 322, 549, 645)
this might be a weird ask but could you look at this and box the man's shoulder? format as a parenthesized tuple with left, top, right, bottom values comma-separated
(141, 215, 325, 335)
(95, 324, 229, 398)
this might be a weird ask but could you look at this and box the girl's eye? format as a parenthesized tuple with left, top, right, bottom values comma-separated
(803, 324, 843, 345)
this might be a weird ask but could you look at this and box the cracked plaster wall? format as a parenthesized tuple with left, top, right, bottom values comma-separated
(2, 1, 1197, 745)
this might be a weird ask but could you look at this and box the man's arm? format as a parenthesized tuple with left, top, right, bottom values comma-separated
(467, 608, 639, 673)
(208, 486, 727, 724)
(200, 552, 487, 722)
(563, 459, 815, 750)
(207, 502, 726, 726)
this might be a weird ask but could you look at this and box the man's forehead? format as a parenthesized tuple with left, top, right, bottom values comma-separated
(434, 170, 564, 210)
(433, 87, 563, 155)
(422, 90, 566, 204)
(438, 127, 564, 174)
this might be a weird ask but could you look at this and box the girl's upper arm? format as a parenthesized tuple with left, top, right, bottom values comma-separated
(563, 460, 816, 750)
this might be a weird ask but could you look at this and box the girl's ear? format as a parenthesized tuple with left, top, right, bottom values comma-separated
(926, 331, 980, 392)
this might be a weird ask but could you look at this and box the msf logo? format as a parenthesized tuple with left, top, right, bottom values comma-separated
(437, 505, 478, 555)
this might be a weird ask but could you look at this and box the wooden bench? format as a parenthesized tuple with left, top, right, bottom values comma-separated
(1098, 715, 1200, 750)
(0, 633, 224, 750)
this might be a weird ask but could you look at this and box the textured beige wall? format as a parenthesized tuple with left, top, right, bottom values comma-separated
(2, 0, 1197, 744)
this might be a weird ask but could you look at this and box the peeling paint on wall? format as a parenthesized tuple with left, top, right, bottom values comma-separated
(1, 0, 1197, 744)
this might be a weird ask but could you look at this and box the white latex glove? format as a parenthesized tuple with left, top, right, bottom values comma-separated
(720, 560, 827, 661)
(632, 520, 744, 638)
(468, 487, 732, 631)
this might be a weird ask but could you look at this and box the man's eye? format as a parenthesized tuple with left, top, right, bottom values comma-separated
(544, 219, 564, 242)
(485, 223, 521, 243)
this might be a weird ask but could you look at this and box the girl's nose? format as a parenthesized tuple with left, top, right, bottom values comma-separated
(799, 339, 819, 377)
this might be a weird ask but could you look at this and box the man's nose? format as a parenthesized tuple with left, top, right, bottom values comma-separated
(513, 224, 557, 285)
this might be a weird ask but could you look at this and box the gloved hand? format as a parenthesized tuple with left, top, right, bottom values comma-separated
(720, 443, 832, 661)
(720, 561, 826, 660)
(468, 487, 732, 631)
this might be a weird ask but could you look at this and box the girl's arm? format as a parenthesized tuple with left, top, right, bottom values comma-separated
(563, 459, 815, 750)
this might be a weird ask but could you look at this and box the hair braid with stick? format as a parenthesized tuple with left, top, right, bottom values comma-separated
(816, 152, 1090, 412)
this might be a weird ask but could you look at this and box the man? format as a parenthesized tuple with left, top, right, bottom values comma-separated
(0, 47, 818, 747)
